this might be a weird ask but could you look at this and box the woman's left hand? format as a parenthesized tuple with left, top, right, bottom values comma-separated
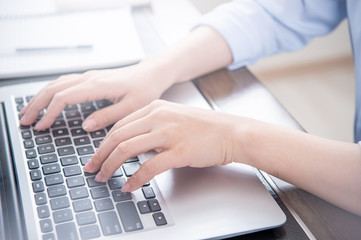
(83, 99, 247, 192)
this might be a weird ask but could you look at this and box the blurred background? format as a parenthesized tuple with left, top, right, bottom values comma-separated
(192, 0, 355, 143)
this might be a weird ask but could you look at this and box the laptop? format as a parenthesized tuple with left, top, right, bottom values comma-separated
(0, 78, 286, 240)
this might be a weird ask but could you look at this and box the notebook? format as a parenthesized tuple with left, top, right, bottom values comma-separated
(0, 7, 144, 79)
(0, 78, 286, 240)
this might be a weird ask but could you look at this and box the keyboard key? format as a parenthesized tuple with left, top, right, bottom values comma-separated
(27, 159, 39, 169)
(45, 174, 63, 186)
(94, 198, 114, 212)
(69, 187, 89, 200)
(93, 139, 102, 148)
(73, 199, 93, 212)
(26, 95, 34, 102)
(52, 119, 66, 128)
(80, 156, 91, 166)
(17, 104, 24, 112)
(40, 219, 53, 233)
(98, 211, 122, 236)
(15, 97, 24, 104)
(125, 156, 139, 163)
(64, 165, 82, 177)
(112, 190, 132, 202)
(74, 136, 90, 146)
(64, 104, 78, 111)
(111, 168, 123, 177)
(23, 139, 35, 148)
(35, 192, 47, 205)
(106, 124, 114, 132)
(76, 211, 97, 226)
(60, 156, 78, 166)
(32, 181, 45, 192)
(122, 162, 141, 177)
(95, 99, 112, 109)
(153, 212, 167, 226)
(26, 149, 37, 159)
(21, 130, 32, 139)
(86, 177, 106, 188)
(53, 209, 73, 223)
(90, 130, 106, 138)
(35, 135, 52, 145)
(55, 222, 79, 240)
(50, 196, 70, 210)
(108, 177, 126, 190)
(142, 186, 155, 199)
(77, 146, 94, 155)
(38, 144, 55, 154)
(90, 186, 109, 199)
(40, 154, 57, 164)
(58, 146, 75, 156)
(30, 169, 42, 181)
(42, 233, 55, 240)
(33, 129, 50, 136)
(48, 185, 67, 198)
(66, 111, 81, 119)
(116, 201, 143, 232)
(81, 104, 96, 113)
(42, 163, 61, 175)
(55, 137, 72, 146)
(52, 128, 69, 138)
(66, 176, 85, 188)
(79, 225, 101, 240)
(37, 205, 50, 218)
(71, 128, 87, 137)
(137, 201, 150, 214)
(148, 199, 161, 212)
(68, 119, 83, 128)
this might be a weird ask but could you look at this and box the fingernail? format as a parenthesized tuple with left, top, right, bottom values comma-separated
(121, 182, 131, 192)
(95, 171, 106, 182)
(34, 119, 46, 130)
(20, 113, 30, 124)
(83, 161, 94, 172)
(83, 118, 97, 131)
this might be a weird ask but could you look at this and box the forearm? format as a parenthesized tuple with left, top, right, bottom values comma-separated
(140, 26, 232, 87)
(236, 120, 361, 215)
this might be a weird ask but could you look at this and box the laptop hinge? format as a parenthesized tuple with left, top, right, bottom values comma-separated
(0, 102, 27, 240)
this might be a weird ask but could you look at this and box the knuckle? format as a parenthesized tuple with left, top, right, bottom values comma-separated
(116, 141, 129, 155)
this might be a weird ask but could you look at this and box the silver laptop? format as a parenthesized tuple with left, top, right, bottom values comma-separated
(0, 79, 286, 240)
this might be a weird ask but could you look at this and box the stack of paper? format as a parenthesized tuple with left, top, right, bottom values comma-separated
(0, 7, 144, 79)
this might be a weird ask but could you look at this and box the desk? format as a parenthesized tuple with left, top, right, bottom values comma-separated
(194, 67, 361, 240)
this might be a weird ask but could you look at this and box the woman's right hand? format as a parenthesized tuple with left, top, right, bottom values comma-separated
(20, 60, 175, 132)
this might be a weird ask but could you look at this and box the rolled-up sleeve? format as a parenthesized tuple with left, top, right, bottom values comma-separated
(194, 0, 346, 70)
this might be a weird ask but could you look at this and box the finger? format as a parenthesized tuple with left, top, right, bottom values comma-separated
(81, 96, 134, 132)
(84, 115, 154, 173)
(122, 151, 173, 192)
(101, 99, 162, 143)
(20, 74, 84, 126)
(34, 83, 100, 130)
(95, 133, 166, 182)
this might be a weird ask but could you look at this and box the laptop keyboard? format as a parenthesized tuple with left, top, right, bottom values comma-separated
(15, 96, 168, 240)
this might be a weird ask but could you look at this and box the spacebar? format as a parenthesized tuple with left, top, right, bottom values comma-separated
(56, 222, 79, 240)
(116, 201, 143, 232)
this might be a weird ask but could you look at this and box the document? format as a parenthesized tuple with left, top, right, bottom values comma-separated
(0, 7, 144, 79)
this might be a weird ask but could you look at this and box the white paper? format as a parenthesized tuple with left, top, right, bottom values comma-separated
(0, 7, 144, 78)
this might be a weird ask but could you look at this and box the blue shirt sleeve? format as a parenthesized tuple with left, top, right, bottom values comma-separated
(194, 0, 347, 70)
